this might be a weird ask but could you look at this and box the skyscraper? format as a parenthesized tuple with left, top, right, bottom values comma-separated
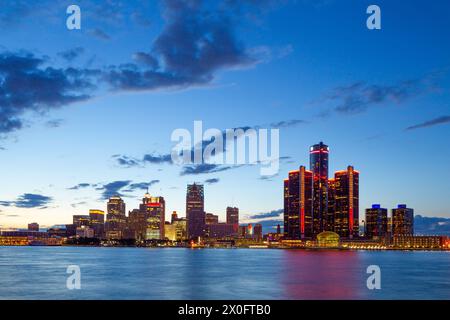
(310, 142, 329, 235)
(392, 204, 414, 236)
(89, 209, 105, 238)
(365, 205, 388, 239)
(186, 183, 205, 239)
(226, 206, 239, 233)
(334, 166, 359, 238)
(327, 178, 336, 232)
(140, 193, 165, 240)
(105, 195, 126, 240)
(284, 166, 313, 239)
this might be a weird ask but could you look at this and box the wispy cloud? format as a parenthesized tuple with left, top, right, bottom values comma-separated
(204, 178, 220, 184)
(247, 208, 283, 220)
(0, 193, 52, 208)
(405, 115, 450, 131)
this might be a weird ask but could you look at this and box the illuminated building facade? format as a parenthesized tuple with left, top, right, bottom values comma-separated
(105, 196, 126, 240)
(128, 208, 147, 241)
(334, 166, 359, 238)
(392, 204, 414, 236)
(89, 209, 105, 238)
(310, 142, 329, 235)
(283, 166, 313, 239)
(205, 213, 219, 225)
(28, 223, 39, 231)
(186, 183, 205, 239)
(140, 193, 165, 240)
(226, 207, 239, 233)
(73, 215, 90, 228)
(206, 223, 236, 239)
(365, 205, 388, 239)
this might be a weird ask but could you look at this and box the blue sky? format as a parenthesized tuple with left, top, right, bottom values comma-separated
(0, 0, 449, 229)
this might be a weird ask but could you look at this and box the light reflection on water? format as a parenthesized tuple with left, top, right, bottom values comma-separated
(0, 247, 448, 300)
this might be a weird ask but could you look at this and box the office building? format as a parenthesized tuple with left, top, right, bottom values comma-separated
(186, 183, 205, 239)
(334, 166, 359, 238)
(105, 196, 126, 240)
(365, 205, 388, 239)
(392, 204, 414, 236)
(310, 142, 329, 235)
(283, 166, 313, 239)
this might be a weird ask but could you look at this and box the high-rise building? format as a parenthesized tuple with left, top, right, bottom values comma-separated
(128, 208, 147, 241)
(365, 205, 388, 239)
(392, 204, 414, 236)
(226, 207, 239, 233)
(205, 213, 219, 225)
(186, 183, 205, 239)
(310, 142, 329, 235)
(28, 223, 39, 232)
(253, 223, 263, 241)
(140, 193, 165, 240)
(284, 166, 313, 239)
(89, 209, 105, 238)
(334, 166, 359, 238)
(171, 211, 178, 224)
(105, 195, 126, 240)
(73, 215, 90, 228)
(327, 178, 336, 231)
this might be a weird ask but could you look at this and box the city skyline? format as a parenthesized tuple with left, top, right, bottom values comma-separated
(1, 0, 450, 230)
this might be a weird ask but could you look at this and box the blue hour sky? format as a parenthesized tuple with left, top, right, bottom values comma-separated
(0, 0, 449, 229)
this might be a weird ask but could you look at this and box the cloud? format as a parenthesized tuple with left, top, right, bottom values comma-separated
(180, 164, 238, 176)
(0, 193, 52, 208)
(88, 28, 111, 40)
(112, 155, 143, 168)
(123, 180, 160, 192)
(269, 119, 306, 128)
(204, 178, 220, 184)
(247, 208, 283, 220)
(67, 183, 92, 190)
(0, 51, 98, 134)
(98, 180, 131, 200)
(143, 153, 173, 164)
(103, 0, 256, 91)
(95, 180, 160, 199)
(45, 119, 64, 128)
(405, 115, 450, 131)
(58, 47, 85, 62)
(316, 75, 440, 116)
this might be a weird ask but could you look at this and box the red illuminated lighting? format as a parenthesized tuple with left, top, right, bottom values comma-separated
(300, 207, 305, 234)
(349, 207, 354, 235)
(310, 150, 329, 154)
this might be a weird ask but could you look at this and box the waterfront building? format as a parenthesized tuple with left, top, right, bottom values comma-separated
(89, 209, 105, 238)
(128, 208, 147, 241)
(206, 223, 236, 239)
(392, 204, 414, 236)
(327, 178, 336, 231)
(393, 235, 445, 249)
(171, 211, 178, 224)
(316, 231, 340, 248)
(164, 223, 177, 241)
(173, 218, 187, 241)
(253, 223, 263, 241)
(28, 223, 39, 232)
(365, 205, 388, 239)
(226, 207, 239, 234)
(140, 193, 165, 240)
(73, 215, 90, 228)
(310, 142, 329, 235)
(205, 213, 219, 225)
(105, 196, 127, 240)
(284, 166, 313, 239)
(186, 183, 205, 239)
(334, 166, 359, 239)
(76, 226, 95, 238)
